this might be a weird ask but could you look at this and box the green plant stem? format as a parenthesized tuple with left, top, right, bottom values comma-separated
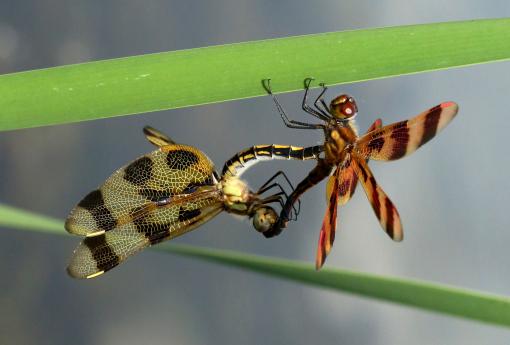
(2, 203, 510, 327)
(0, 18, 509, 131)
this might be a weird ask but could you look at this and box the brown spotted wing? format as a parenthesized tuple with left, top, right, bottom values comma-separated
(66, 126, 322, 278)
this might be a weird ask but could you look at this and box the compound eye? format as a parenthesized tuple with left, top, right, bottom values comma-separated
(252, 207, 278, 233)
(330, 94, 358, 120)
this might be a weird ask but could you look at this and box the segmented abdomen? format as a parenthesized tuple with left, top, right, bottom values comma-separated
(222, 144, 323, 177)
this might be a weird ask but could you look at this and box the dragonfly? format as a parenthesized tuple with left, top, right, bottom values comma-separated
(262, 78, 458, 269)
(65, 126, 322, 278)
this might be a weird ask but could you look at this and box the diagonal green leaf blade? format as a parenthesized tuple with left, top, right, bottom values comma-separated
(0, 18, 509, 131)
(1, 203, 510, 327)
(0, 204, 65, 234)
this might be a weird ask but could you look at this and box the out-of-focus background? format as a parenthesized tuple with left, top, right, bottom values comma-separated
(0, 1, 509, 344)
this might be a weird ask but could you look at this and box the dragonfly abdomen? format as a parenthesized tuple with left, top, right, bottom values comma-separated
(222, 144, 323, 178)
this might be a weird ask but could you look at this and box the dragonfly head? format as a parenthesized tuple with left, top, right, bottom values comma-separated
(330, 94, 358, 121)
(252, 206, 278, 233)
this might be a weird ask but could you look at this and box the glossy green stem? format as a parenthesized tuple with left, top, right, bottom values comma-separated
(0, 18, 509, 131)
(2, 203, 510, 327)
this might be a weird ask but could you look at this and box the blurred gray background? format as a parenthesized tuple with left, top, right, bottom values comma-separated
(0, 1, 509, 344)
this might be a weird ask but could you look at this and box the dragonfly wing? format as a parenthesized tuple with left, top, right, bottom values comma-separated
(355, 102, 458, 161)
(65, 143, 222, 278)
(67, 203, 223, 279)
(351, 153, 403, 241)
(66, 144, 217, 236)
(316, 167, 342, 270)
(143, 126, 177, 147)
(338, 119, 383, 205)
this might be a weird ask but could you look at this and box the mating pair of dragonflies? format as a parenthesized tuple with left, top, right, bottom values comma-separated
(66, 78, 458, 279)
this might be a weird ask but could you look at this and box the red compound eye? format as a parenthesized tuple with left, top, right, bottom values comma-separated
(330, 94, 358, 120)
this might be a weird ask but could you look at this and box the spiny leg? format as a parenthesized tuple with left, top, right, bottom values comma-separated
(260, 193, 285, 209)
(264, 159, 334, 238)
(258, 182, 299, 221)
(257, 170, 301, 218)
(301, 78, 331, 121)
(262, 79, 325, 130)
(311, 82, 330, 116)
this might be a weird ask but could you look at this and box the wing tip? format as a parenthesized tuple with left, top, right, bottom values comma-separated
(315, 230, 327, 270)
(64, 217, 83, 235)
(392, 230, 404, 242)
(315, 253, 325, 270)
(440, 101, 458, 109)
(441, 101, 459, 117)
(66, 265, 105, 279)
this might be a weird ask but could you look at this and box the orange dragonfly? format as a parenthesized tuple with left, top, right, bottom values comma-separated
(263, 78, 458, 269)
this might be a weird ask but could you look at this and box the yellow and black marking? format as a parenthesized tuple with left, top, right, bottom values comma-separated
(66, 129, 322, 278)
(222, 144, 323, 177)
(65, 143, 222, 278)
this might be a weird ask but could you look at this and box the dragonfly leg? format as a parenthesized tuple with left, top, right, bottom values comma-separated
(314, 83, 331, 116)
(262, 79, 325, 130)
(263, 159, 334, 238)
(257, 171, 300, 220)
(302, 78, 331, 121)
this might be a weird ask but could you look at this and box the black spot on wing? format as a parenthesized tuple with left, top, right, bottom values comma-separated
(369, 176, 381, 220)
(124, 156, 153, 186)
(339, 177, 351, 197)
(420, 105, 442, 146)
(182, 175, 216, 194)
(83, 234, 120, 272)
(166, 149, 199, 170)
(385, 197, 394, 239)
(132, 210, 172, 244)
(78, 189, 103, 209)
(367, 137, 385, 152)
(389, 121, 410, 160)
(77, 190, 117, 231)
(139, 188, 171, 202)
(178, 207, 201, 222)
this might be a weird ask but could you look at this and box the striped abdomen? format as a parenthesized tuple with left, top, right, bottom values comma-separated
(222, 144, 323, 178)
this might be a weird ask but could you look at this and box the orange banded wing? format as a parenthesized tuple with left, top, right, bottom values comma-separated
(65, 144, 217, 236)
(337, 119, 383, 206)
(337, 162, 356, 206)
(351, 153, 403, 241)
(316, 167, 342, 270)
(355, 102, 458, 161)
(67, 203, 223, 279)
(366, 118, 383, 133)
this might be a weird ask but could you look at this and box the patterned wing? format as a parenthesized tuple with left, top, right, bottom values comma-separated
(316, 167, 341, 269)
(355, 102, 458, 160)
(65, 144, 222, 278)
(67, 203, 223, 279)
(66, 144, 217, 236)
(338, 118, 383, 206)
(351, 153, 403, 241)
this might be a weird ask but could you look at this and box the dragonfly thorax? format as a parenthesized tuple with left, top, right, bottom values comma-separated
(324, 125, 358, 165)
(221, 176, 253, 212)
